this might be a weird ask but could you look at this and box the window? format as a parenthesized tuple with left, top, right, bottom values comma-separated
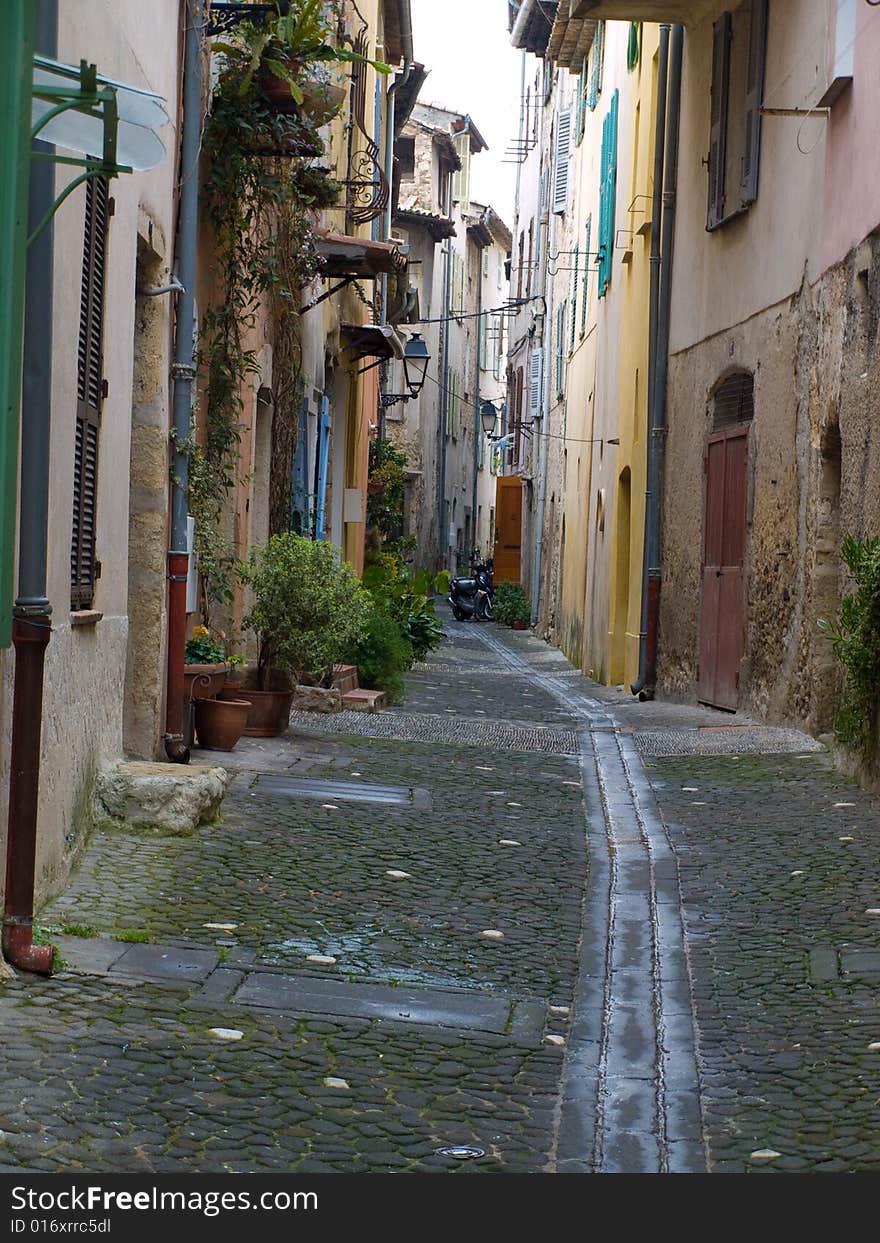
(72, 175, 109, 609)
(397, 135, 415, 181)
(597, 92, 618, 299)
(529, 348, 543, 421)
(707, 0, 768, 230)
(712, 371, 754, 431)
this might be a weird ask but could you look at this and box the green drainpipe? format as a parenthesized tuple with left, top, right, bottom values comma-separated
(0, 1, 36, 649)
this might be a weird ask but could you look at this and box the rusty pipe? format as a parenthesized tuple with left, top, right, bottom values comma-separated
(163, 551, 190, 763)
(3, 617, 54, 974)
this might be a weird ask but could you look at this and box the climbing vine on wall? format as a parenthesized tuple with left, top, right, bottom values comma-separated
(189, 5, 349, 615)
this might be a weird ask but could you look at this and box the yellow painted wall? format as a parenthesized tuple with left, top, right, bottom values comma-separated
(606, 24, 659, 686)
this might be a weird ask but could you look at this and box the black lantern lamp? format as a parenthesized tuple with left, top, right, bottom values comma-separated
(402, 332, 430, 398)
(480, 399, 500, 437)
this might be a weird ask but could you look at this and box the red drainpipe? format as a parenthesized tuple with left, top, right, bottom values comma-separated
(3, 618, 54, 973)
(163, 551, 190, 762)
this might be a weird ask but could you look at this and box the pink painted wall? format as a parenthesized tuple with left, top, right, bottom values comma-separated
(822, 4, 880, 272)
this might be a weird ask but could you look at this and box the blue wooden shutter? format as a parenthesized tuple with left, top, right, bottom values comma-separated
(314, 396, 331, 539)
(598, 91, 618, 298)
(291, 396, 310, 534)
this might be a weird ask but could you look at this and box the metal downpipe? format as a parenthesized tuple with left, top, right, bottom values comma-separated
(3, 0, 55, 975)
(631, 24, 671, 698)
(164, 0, 203, 762)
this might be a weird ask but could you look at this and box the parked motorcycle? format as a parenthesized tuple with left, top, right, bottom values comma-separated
(448, 554, 494, 621)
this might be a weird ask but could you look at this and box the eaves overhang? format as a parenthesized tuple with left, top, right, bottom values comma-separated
(569, 0, 714, 23)
(547, 3, 598, 71)
(509, 0, 558, 54)
(315, 228, 407, 277)
(341, 322, 405, 362)
(394, 207, 456, 242)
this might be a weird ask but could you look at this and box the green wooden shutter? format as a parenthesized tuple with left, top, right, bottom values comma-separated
(598, 91, 618, 298)
(556, 301, 566, 397)
(581, 216, 591, 336)
(588, 21, 604, 111)
(707, 11, 732, 229)
(575, 57, 586, 145)
(72, 175, 109, 609)
(570, 243, 579, 354)
(742, 0, 768, 205)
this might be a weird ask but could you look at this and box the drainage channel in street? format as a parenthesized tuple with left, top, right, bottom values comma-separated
(467, 622, 706, 1174)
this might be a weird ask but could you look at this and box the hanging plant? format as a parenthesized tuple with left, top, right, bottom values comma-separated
(190, 4, 356, 619)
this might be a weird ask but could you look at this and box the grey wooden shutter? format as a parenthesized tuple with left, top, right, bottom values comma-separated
(529, 347, 543, 419)
(71, 175, 108, 608)
(552, 109, 572, 213)
(707, 11, 732, 230)
(741, 0, 768, 205)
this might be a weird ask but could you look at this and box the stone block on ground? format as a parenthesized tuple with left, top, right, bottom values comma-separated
(292, 685, 343, 713)
(342, 688, 386, 712)
(94, 761, 228, 835)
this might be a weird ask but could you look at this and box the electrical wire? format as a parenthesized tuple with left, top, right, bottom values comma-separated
(421, 370, 610, 446)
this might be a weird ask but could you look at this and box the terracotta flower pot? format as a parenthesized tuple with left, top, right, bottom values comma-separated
(194, 697, 250, 751)
(511, 620, 528, 631)
(221, 687, 294, 737)
(184, 663, 229, 702)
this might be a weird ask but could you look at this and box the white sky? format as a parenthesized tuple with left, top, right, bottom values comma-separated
(410, 0, 524, 226)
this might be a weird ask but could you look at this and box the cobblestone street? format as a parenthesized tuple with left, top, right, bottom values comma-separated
(1, 610, 879, 1174)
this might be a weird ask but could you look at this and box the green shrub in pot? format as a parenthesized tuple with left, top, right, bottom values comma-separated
(239, 532, 370, 690)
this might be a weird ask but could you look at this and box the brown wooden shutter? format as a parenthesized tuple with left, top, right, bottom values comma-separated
(707, 11, 732, 230)
(741, 0, 768, 205)
(71, 175, 108, 609)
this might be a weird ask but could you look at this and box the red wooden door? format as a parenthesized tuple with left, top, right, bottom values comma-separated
(697, 426, 749, 709)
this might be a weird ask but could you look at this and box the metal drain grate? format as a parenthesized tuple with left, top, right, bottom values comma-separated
(252, 774, 432, 810)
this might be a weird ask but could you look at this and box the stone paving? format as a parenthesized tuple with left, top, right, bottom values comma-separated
(1, 607, 879, 1173)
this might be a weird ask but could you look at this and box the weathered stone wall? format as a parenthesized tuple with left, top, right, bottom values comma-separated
(658, 226, 880, 737)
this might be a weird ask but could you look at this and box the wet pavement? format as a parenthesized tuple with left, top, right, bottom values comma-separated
(2, 608, 880, 1172)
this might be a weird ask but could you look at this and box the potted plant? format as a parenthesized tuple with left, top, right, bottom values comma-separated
(184, 625, 230, 702)
(235, 531, 370, 736)
(492, 582, 532, 630)
(212, 0, 387, 115)
(193, 695, 251, 752)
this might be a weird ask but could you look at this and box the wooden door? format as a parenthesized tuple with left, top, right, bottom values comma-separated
(697, 426, 749, 710)
(493, 476, 522, 583)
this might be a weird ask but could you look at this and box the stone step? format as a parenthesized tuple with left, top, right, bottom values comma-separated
(332, 663, 359, 694)
(342, 688, 386, 712)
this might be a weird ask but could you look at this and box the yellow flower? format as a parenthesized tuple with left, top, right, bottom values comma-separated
(192, 625, 209, 638)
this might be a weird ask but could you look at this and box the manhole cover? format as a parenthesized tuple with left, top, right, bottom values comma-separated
(252, 775, 431, 810)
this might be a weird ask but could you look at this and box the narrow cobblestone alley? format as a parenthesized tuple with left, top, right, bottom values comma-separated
(1, 612, 879, 1175)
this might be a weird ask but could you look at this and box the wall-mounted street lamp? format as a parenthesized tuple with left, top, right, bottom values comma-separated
(380, 333, 431, 410)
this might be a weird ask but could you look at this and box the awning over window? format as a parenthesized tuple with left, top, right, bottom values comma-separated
(341, 323, 405, 362)
(315, 229, 407, 278)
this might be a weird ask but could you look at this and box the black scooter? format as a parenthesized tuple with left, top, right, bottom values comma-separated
(448, 555, 493, 621)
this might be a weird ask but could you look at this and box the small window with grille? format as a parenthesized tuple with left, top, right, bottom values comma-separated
(712, 371, 754, 431)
